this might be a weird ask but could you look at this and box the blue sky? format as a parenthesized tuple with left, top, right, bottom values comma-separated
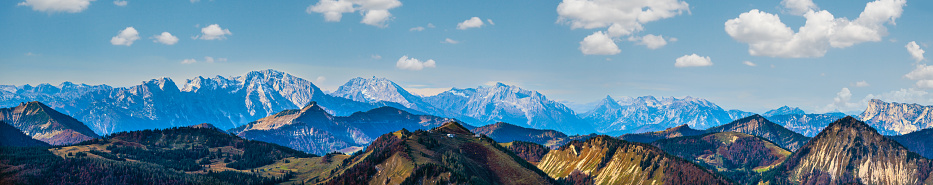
(1, 0, 931, 114)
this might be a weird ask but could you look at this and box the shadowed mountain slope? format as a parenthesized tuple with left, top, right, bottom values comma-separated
(0, 101, 98, 145)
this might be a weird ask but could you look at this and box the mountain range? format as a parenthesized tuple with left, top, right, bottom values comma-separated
(3, 69, 933, 138)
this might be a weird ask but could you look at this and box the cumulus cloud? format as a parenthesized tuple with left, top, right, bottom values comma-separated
(631, 34, 668, 49)
(113, 0, 126, 6)
(854, 81, 870, 87)
(906, 64, 933, 88)
(557, 0, 689, 55)
(441, 38, 459, 44)
(487, 19, 495, 25)
(181, 59, 197, 64)
(152, 32, 178, 45)
(781, 0, 817, 15)
(906, 41, 925, 62)
(457, 17, 484, 30)
(18, 0, 94, 13)
(396, 55, 436, 71)
(674, 54, 712, 67)
(196, 24, 232, 40)
(110, 27, 139, 46)
(307, 0, 401, 27)
(743, 61, 757, 66)
(579, 31, 620, 55)
(409, 26, 424, 31)
(821, 87, 863, 112)
(726, 0, 906, 58)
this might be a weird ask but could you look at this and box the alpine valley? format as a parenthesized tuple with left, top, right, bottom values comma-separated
(5, 70, 933, 184)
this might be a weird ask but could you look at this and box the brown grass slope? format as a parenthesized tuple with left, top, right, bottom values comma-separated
(314, 122, 557, 185)
(0, 101, 98, 145)
(537, 135, 734, 185)
(766, 116, 933, 185)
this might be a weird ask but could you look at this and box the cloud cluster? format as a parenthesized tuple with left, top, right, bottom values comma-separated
(18, 0, 94, 13)
(674, 54, 712, 67)
(152, 32, 179, 45)
(181, 56, 227, 64)
(906, 41, 925, 62)
(725, 0, 906, 58)
(557, 0, 689, 54)
(457, 17, 485, 30)
(579, 31, 620, 55)
(854, 81, 870, 87)
(630, 34, 669, 49)
(196, 24, 232, 40)
(743, 61, 757, 67)
(396, 55, 436, 71)
(905, 64, 933, 88)
(307, 0, 401, 28)
(110, 27, 139, 46)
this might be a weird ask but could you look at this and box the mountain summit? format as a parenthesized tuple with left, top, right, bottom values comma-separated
(0, 101, 98, 145)
(769, 116, 933, 184)
(330, 77, 443, 115)
(762, 106, 805, 116)
(583, 95, 735, 134)
(860, 99, 933, 135)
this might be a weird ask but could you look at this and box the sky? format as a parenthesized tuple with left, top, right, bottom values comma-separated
(1, 0, 931, 114)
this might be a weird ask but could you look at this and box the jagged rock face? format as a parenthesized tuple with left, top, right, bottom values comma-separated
(0, 121, 49, 147)
(888, 127, 933, 160)
(766, 114, 844, 137)
(707, 115, 810, 151)
(232, 103, 455, 155)
(772, 117, 933, 185)
(860, 99, 933, 135)
(618, 124, 706, 143)
(424, 83, 592, 135)
(652, 132, 790, 184)
(536, 136, 733, 185)
(1, 69, 393, 134)
(763, 106, 806, 117)
(472, 122, 570, 149)
(321, 122, 556, 185)
(583, 95, 736, 135)
(0, 101, 98, 145)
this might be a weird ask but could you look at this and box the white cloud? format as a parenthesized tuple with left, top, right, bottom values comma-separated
(427, 23, 435, 28)
(820, 87, 864, 112)
(556, 0, 688, 55)
(906, 41, 925, 62)
(457, 17, 484, 30)
(204, 56, 226, 63)
(110, 27, 139, 46)
(197, 24, 232, 40)
(674, 54, 713, 67)
(725, 0, 906, 58)
(316, 76, 326, 83)
(18, 0, 94, 13)
(854, 81, 870, 87)
(181, 59, 197, 64)
(306, 0, 401, 27)
(371, 54, 382, 60)
(633, 34, 668, 49)
(396, 55, 436, 71)
(557, 0, 688, 37)
(906, 64, 933, 88)
(25, 52, 38, 56)
(487, 19, 495, 25)
(409, 26, 424, 31)
(441, 38, 459, 44)
(152, 32, 178, 45)
(113, 0, 125, 6)
(781, 0, 817, 15)
(743, 61, 757, 66)
(579, 31, 620, 55)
